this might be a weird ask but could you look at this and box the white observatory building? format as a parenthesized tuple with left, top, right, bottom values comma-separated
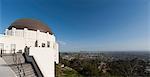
(0, 18, 59, 77)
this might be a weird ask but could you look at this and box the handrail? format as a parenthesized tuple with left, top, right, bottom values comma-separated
(19, 58, 25, 76)
(1, 50, 26, 77)
(13, 53, 23, 77)
(23, 48, 43, 77)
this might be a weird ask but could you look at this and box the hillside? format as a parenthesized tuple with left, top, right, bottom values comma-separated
(56, 64, 83, 77)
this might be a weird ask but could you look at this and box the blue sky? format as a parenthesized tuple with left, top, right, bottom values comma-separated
(0, 0, 149, 51)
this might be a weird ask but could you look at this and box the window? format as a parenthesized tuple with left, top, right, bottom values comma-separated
(47, 41, 50, 47)
(35, 40, 38, 47)
(42, 43, 45, 47)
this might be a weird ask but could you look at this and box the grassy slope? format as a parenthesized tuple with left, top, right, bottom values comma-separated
(56, 64, 83, 77)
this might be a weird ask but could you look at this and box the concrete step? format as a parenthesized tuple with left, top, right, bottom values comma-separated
(2, 53, 37, 77)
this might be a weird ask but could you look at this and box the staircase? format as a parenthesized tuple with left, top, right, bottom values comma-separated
(2, 53, 37, 77)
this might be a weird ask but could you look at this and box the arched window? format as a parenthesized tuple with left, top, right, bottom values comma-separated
(42, 43, 45, 47)
(47, 41, 50, 47)
(35, 40, 38, 47)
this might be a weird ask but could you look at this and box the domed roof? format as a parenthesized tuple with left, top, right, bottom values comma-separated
(8, 18, 53, 34)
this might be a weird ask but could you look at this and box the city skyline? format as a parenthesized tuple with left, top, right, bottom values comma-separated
(0, 0, 149, 51)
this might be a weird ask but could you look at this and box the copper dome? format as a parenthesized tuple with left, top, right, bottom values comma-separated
(8, 18, 53, 34)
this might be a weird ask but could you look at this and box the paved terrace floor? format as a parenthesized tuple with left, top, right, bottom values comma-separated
(0, 57, 16, 77)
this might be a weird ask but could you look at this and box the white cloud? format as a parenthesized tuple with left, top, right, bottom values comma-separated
(58, 40, 67, 46)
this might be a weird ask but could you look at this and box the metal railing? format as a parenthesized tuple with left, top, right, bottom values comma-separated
(0, 49, 27, 77)
(13, 52, 25, 77)
(0, 49, 16, 56)
(0, 48, 42, 77)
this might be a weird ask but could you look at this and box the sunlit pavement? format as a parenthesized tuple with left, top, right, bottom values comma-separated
(0, 57, 16, 77)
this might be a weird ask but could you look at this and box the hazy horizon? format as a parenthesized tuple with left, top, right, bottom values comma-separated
(0, 0, 149, 51)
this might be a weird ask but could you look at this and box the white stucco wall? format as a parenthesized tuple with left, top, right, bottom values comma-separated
(30, 47, 56, 77)
(5, 28, 57, 49)
(0, 35, 25, 53)
(0, 27, 59, 77)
